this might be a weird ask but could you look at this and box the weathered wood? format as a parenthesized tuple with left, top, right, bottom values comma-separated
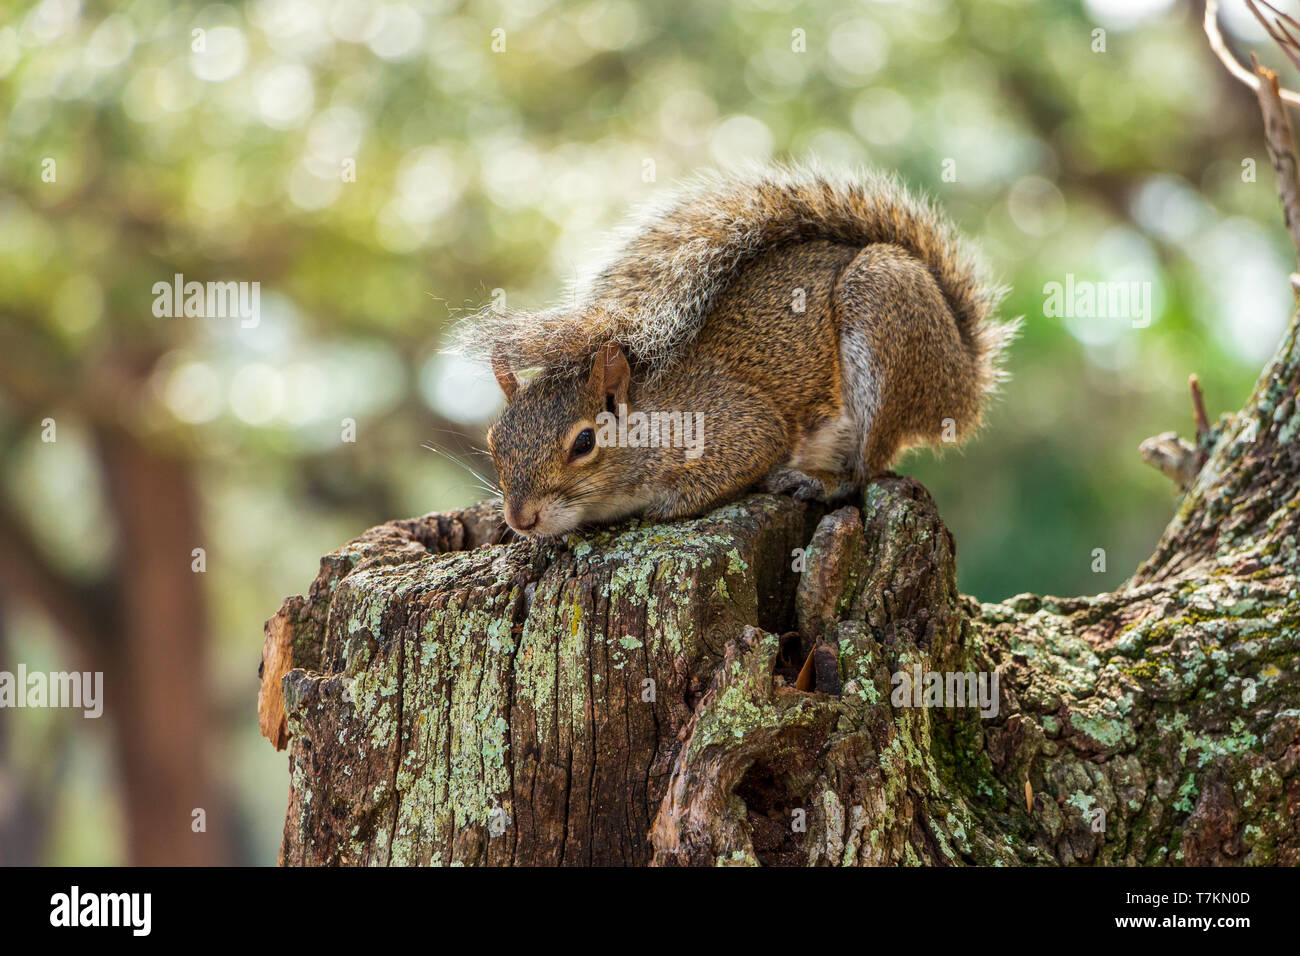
(1253, 56, 1300, 262)
(262, 304, 1300, 863)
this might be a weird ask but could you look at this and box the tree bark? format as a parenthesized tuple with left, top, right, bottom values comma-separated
(261, 314, 1300, 866)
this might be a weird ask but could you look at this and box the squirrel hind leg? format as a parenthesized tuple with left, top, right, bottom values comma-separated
(835, 243, 980, 479)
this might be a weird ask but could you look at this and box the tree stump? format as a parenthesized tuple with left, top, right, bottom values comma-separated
(258, 313, 1300, 866)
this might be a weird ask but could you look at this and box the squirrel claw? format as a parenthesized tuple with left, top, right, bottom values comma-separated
(762, 467, 831, 502)
(762, 467, 860, 505)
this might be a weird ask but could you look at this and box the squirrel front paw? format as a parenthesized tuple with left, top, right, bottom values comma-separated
(761, 467, 850, 503)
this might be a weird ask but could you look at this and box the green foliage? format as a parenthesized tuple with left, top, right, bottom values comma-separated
(0, 0, 1291, 862)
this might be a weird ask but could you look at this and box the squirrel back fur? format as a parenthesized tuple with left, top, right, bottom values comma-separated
(453, 161, 1014, 395)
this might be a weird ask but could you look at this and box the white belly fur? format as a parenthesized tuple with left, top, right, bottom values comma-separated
(787, 325, 880, 478)
(788, 410, 857, 474)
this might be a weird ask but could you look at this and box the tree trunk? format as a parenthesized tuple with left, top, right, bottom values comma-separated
(99, 427, 224, 866)
(260, 314, 1300, 866)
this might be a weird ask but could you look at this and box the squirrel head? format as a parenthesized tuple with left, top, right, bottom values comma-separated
(486, 342, 636, 538)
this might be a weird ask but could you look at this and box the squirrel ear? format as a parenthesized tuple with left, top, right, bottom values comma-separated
(492, 349, 519, 402)
(596, 343, 630, 408)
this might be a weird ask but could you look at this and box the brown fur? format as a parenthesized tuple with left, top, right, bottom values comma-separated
(474, 166, 1016, 537)
(837, 243, 985, 472)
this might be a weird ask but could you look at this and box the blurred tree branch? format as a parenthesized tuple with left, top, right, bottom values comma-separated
(0, 504, 108, 656)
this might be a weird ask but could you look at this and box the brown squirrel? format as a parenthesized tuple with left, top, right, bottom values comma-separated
(456, 163, 1016, 538)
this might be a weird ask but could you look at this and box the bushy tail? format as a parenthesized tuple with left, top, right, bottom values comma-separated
(452, 160, 1015, 393)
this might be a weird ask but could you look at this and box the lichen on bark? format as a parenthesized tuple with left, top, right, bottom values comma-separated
(261, 314, 1300, 866)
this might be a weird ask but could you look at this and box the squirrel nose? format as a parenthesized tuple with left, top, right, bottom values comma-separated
(507, 504, 539, 532)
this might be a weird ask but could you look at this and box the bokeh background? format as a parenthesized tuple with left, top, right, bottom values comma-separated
(0, 0, 1294, 864)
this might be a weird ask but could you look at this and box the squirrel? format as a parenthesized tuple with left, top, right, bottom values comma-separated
(455, 162, 1017, 538)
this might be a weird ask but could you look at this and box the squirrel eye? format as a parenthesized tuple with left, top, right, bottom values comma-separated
(570, 427, 596, 459)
